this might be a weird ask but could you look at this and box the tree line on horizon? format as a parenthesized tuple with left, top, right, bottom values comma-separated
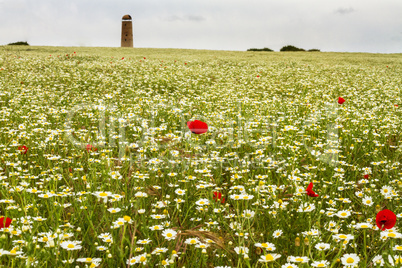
(247, 45, 320, 52)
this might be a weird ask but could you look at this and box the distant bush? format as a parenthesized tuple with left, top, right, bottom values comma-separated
(7, 41, 29, 46)
(308, 49, 321, 52)
(247, 47, 274, 52)
(280, 45, 305, 52)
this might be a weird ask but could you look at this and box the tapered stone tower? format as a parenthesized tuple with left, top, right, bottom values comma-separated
(121, 15, 133, 47)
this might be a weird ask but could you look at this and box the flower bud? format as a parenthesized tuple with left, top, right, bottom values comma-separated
(295, 237, 300, 247)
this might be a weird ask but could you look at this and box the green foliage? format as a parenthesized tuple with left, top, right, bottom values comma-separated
(280, 45, 305, 52)
(247, 47, 274, 52)
(7, 41, 30, 46)
(308, 49, 321, 52)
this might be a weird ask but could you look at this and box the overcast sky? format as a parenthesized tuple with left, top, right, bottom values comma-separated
(1, 0, 401, 53)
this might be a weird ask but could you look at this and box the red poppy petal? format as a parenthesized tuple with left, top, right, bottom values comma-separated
(376, 209, 397, 230)
(306, 182, 313, 191)
(5, 217, 12, 228)
(188, 120, 208, 134)
(338, 97, 345, 104)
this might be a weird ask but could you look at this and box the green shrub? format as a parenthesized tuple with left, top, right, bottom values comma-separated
(280, 45, 305, 52)
(308, 48, 321, 52)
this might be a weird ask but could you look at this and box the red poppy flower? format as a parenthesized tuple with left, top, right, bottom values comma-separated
(0, 217, 12, 229)
(213, 191, 225, 204)
(86, 144, 98, 152)
(18, 145, 28, 154)
(338, 97, 345, 104)
(187, 120, 208, 134)
(363, 174, 369, 179)
(306, 182, 319, 197)
(376, 209, 396, 230)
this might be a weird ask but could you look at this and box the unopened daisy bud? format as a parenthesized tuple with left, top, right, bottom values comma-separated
(76, 227, 81, 232)
(295, 237, 300, 247)
(375, 205, 381, 212)
(202, 249, 207, 254)
(228, 241, 233, 245)
(304, 237, 309, 246)
(244, 254, 249, 259)
(107, 254, 112, 258)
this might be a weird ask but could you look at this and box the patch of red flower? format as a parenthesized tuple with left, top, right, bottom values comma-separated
(338, 97, 345, 104)
(0, 217, 12, 229)
(18, 145, 28, 154)
(213, 192, 225, 204)
(306, 182, 319, 197)
(376, 209, 396, 230)
(86, 144, 98, 152)
(187, 120, 208, 134)
(364, 174, 370, 179)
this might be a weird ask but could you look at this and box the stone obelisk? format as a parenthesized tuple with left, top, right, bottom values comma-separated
(121, 15, 133, 47)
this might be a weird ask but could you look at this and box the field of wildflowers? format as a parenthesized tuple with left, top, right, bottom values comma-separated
(0, 45, 402, 267)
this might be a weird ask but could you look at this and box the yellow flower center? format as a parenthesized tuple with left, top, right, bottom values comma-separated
(123, 216, 131, 222)
(317, 264, 325, 267)
(167, 233, 173, 237)
(396, 246, 402, 250)
(341, 212, 347, 216)
(265, 254, 274, 261)
(295, 257, 304, 262)
(261, 243, 268, 248)
(86, 258, 92, 262)
(346, 257, 354, 263)
(389, 233, 396, 237)
(140, 256, 146, 262)
(67, 244, 75, 248)
(339, 235, 347, 239)
(99, 192, 108, 197)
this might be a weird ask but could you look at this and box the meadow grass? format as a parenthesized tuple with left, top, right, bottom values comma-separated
(0, 45, 402, 267)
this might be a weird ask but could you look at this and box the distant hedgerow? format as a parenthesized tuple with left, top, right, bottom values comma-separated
(247, 47, 274, 52)
(7, 41, 29, 46)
